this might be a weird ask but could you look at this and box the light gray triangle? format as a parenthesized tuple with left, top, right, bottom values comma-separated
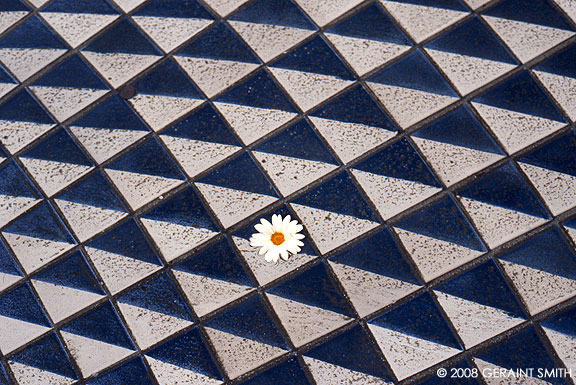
(55, 199, 127, 242)
(2, 232, 74, 274)
(195, 182, 277, 228)
(28, 0, 50, 7)
(173, 270, 253, 317)
(368, 82, 458, 128)
(129, 94, 203, 132)
(0, 11, 27, 35)
(269, 67, 354, 112)
(112, 0, 147, 12)
(9, 361, 75, 385)
(267, 293, 351, 347)
(394, 228, 483, 282)
(473, 358, 551, 385)
(214, 102, 297, 145)
(368, 324, 460, 380)
(133, 16, 212, 53)
(303, 356, 393, 385)
(40, 12, 118, 48)
(0, 194, 40, 228)
(351, 168, 440, 220)
(82, 51, 160, 88)
(542, 327, 576, 375)
(146, 356, 223, 385)
(32, 280, 104, 323)
(499, 259, 576, 315)
(31, 86, 108, 122)
(309, 116, 395, 164)
(202, 0, 249, 17)
(412, 136, 504, 186)
(204, 327, 286, 379)
(230, 21, 313, 63)
(253, 151, 337, 196)
(117, 302, 192, 350)
(160, 135, 240, 178)
(519, 162, 576, 216)
(295, 0, 364, 27)
(0, 82, 16, 99)
(426, 49, 516, 95)
(232, 235, 317, 286)
(326, 33, 410, 76)
(459, 196, 547, 249)
(462, 0, 491, 9)
(69, 125, 148, 164)
(534, 70, 576, 121)
(565, 225, 576, 245)
(472, 102, 566, 154)
(84, 246, 161, 294)
(483, 15, 575, 63)
(0, 272, 20, 293)
(0, 48, 66, 81)
(105, 168, 184, 210)
(0, 120, 54, 154)
(434, 290, 523, 349)
(554, 0, 576, 24)
(176, 56, 258, 98)
(0, 315, 49, 354)
(380, 1, 468, 43)
(329, 261, 420, 317)
(20, 158, 92, 197)
(290, 203, 379, 255)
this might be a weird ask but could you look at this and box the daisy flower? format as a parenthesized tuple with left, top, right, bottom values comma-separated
(250, 214, 305, 263)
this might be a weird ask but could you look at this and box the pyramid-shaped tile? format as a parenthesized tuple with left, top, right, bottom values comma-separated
(117, 273, 194, 349)
(269, 35, 355, 112)
(204, 295, 288, 379)
(308, 84, 398, 163)
(411, 106, 505, 186)
(0, 89, 56, 154)
(290, 172, 380, 254)
(425, 17, 518, 95)
(253, 119, 339, 196)
(394, 196, 487, 281)
(472, 71, 568, 154)
(87, 357, 156, 385)
(229, 0, 316, 63)
(129, 59, 204, 132)
(85, 219, 163, 294)
(231, 204, 319, 286)
(69, 95, 150, 164)
(0, 0, 29, 36)
(173, 239, 253, 317)
(203, 0, 248, 17)
(303, 326, 394, 384)
(457, 162, 551, 248)
(473, 327, 561, 385)
(159, 103, 241, 178)
(329, 229, 421, 317)
(61, 301, 136, 377)
(0, 160, 41, 228)
(434, 260, 525, 348)
(533, 43, 576, 121)
(368, 293, 462, 380)
(325, 3, 411, 76)
(518, 130, 576, 216)
(267, 262, 354, 346)
(541, 306, 576, 376)
(132, 0, 214, 53)
(81, 19, 162, 88)
(2, 201, 76, 274)
(31, 251, 105, 323)
(295, 0, 363, 27)
(482, 0, 575, 63)
(0, 282, 51, 354)
(238, 356, 310, 385)
(0, 65, 17, 99)
(30, 55, 109, 122)
(367, 50, 459, 128)
(0, 238, 22, 293)
(54, 171, 127, 242)
(352, 138, 442, 219)
(8, 332, 78, 385)
(195, 152, 279, 228)
(380, 0, 469, 43)
(0, 16, 67, 81)
(175, 22, 260, 98)
(104, 137, 185, 210)
(145, 328, 223, 385)
(213, 69, 298, 145)
(19, 128, 94, 197)
(497, 228, 576, 315)
(27, 0, 50, 8)
(40, 0, 120, 48)
(140, 187, 219, 262)
(113, 0, 146, 13)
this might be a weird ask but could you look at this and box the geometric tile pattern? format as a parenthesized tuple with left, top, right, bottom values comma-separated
(0, 0, 575, 383)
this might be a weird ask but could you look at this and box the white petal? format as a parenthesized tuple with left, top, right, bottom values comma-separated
(265, 248, 280, 263)
(257, 218, 273, 234)
(254, 223, 272, 235)
(258, 243, 272, 255)
(280, 249, 289, 261)
(294, 224, 303, 232)
(272, 214, 282, 230)
(294, 233, 305, 240)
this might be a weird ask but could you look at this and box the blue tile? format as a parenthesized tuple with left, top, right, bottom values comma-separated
(0, 16, 67, 49)
(535, 42, 576, 78)
(132, 59, 202, 98)
(55, 171, 126, 212)
(390, 0, 468, 11)
(0, 238, 22, 279)
(519, 129, 576, 177)
(230, 0, 316, 30)
(87, 357, 156, 385)
(0, 65, 16, 85)
(20, 127, 92, 166)
(0, 161, 40, 200)
(42, 0, 119, 14)
(238, 356, 311, 385)
(134, 0, 214, 19)
(71, 95, 149, 131)
(0, 89, 55, 125)
(0, 282, 50, 326)
(484, 0, 574, 30)
(541, 305, 576, 339)
(82, 19, 161, 55)
(32, 54, 108, 90)
(1, 0, 29, 12)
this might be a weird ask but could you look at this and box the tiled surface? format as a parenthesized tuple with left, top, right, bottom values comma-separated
(0, 0, 575, 384)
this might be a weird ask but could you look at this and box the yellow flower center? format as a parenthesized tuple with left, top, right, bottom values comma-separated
(271, 232, 285, 246)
